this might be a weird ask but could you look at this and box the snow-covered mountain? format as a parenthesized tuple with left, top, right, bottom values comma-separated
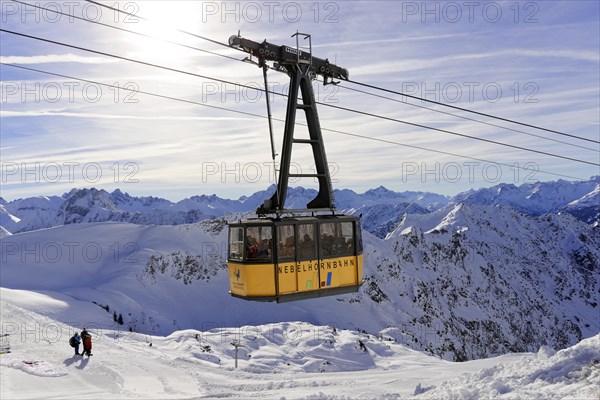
(0, 177, 598, 363)
(1, 195, 64, 233)
(1, 207, 597, 361)
(348, 202, 429, 239)
(3, 177, 596, 237)
(377, 203, 599, 359)
(337, 186, 448, 210)
(450, 176, 600, 218)
(2, 298, 597, 399)
(561, 183, 600, 225)
(108, 188, 175, 212)
(0, 225, 11, 238)
(0, 185, 450, 235)
(0, 205, 20, 233)
(3, 188, 213, 233)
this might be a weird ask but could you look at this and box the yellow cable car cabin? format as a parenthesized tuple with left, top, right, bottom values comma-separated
(226, 33, 363, 302)
(228, 216, 363, 302)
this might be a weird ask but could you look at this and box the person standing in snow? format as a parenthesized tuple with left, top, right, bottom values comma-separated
(81, 328, 92, 356)
(70, 332, 81, 355)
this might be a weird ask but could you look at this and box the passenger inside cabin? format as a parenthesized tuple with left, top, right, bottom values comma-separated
(258, 239, 270, 258)
(246, 235, 259, 259)
(320, 234, 334, 256)
(299, 233, 315, 258)
(282, 235, 295, 257)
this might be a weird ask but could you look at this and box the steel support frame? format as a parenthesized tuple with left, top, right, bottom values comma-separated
(258, 63, 335, 214)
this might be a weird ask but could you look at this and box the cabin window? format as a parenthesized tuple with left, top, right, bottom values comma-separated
(297, 224, 316, 260)
(319, 223, 336, 257)
(228, 227, 244, 261)
(319, 222, 355, 258)
(277, 225, 295, 260)
(340, 222, 354, 255)
(245, 226, 272, 261)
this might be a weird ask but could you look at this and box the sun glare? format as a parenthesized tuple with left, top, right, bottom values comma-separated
(122, 2, 205, 65)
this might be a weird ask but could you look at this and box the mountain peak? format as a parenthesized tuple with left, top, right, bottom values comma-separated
(365, 185, 395, 196)
(367, 185, 394, 193)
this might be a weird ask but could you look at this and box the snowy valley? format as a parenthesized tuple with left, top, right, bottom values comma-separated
(0, 299, 598, 399)
(1, 177, 599, 398)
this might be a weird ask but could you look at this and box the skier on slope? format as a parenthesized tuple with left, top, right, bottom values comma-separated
(81, 328, 92, 356)
(69, 332, 81, 355)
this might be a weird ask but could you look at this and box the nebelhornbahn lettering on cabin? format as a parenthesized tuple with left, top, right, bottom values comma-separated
(277, 258, 355, 274)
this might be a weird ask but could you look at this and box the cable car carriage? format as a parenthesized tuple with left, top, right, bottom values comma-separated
(226, 32, 363, 302)
(228, 215, 363, 302)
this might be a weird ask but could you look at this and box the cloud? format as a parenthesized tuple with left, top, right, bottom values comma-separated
(352, 49, 599, 77)
(313, 33, 468, 49)
(0, 110, 257, 121)
(0, 0, 597, 200)
(0, 54, 118, 64)
(510, 49, 599, 63)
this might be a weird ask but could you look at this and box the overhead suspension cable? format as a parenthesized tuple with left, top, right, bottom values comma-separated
(8, 0, 242, 62)
(337, 84, 599, 153)
(320, 101, 599, 166)
(0, 29, 263, 94)
(1, 28, 598, 168)
(2, 62, 588, 182)
(23, 0, 599, 150)
(345, 79, 599, 144)
(1, 63, 267, 118)
(93, 0, 597, 146)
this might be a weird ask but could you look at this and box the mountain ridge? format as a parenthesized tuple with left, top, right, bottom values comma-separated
(1, 178, 597, 236)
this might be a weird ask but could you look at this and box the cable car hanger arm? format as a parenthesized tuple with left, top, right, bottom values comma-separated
(229, 34, 349, 83)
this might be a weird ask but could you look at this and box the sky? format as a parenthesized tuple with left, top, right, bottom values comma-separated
(1, 0, 599, 201)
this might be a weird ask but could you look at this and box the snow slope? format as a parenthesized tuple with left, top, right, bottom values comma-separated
(1, 221, 409, 338)
(1, 299, 598, 399)
(0, 177, 598, 364)
(380, 203, 599, 359)
(1, 209, 598, 362)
